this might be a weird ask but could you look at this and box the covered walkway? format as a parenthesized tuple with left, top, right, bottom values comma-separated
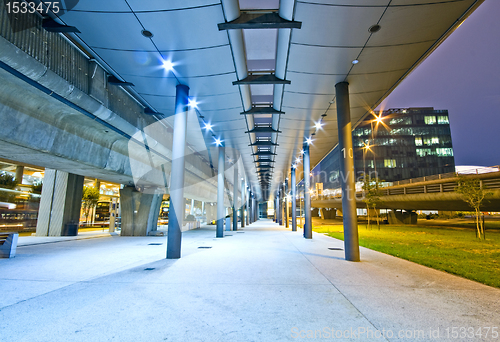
(1, 220, 499, 341)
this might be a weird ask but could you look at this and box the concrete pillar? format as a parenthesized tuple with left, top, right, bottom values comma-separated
(109, 197, 118, 233)
(240, 178, 245, 228)
(216, 145, 225, 238)
(291, 167, 297, 231)
(36, 169, 84, 236)
(232, 164, 238, 231)
(336, 81, 360, 261)
(206, 203, 217, 223)
(147, 193, 163, 233)
(120, 186, 156, 236)
(190, 198, 195, 215)
(15, 165, 24, 185)
(167, 84, 189, 259)
(303, 142, 312, 239)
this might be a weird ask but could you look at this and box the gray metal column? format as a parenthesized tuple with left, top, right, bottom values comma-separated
(233, 164, 238, 231)
(336, 81, 360, 261)
(291, 167, 297, 231)
(280, 184, 285, 226)
(240, 178, 245, 228)
(285, 179, 289, 228)
(246, 186, 250, 225)
(216, 145, 225, 238)
(303, 142, 312, 239)
(275, 192, 280, 223)
(167, 84, 189, 259)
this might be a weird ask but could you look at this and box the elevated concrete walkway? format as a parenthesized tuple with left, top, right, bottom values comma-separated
(1, 219, 499, 341)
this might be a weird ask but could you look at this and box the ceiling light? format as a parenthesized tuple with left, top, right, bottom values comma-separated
(204, 123, 213, 131)
(188, 98, 198, 109)
(292, 164, 297, 169)
(300, 150, 304, 155)
(162, 59, 174, 71)
(314, 121, 323, 130)
(295, 157, 301, 164)
(306, 137, 313, 145)
(352, 59, 359, 65)
(214, 137, 222, 146)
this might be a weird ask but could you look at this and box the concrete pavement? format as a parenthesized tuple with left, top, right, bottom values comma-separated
(1, 219, 499, 341)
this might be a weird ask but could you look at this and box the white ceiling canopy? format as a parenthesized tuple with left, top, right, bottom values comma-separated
(55, 0, 484, 200)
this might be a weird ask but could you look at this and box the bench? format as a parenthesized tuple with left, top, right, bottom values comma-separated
(0, 232, 19, 258)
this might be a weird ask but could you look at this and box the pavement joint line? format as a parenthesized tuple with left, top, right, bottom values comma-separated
(17, 234, 114, 247)
(281, 229, 391, 342)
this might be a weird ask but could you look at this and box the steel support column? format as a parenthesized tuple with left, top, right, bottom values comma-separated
(280, 183, 285, 226)
(167, 84, 189, 259)
(285, 180, 289, 228)
(240, 179, 245, 228)
(233, 164, 238, 231)
(291, 167, 297, 231)
(216, 145, 225, 238)
(246, 187, 250, 226)
(303, 142, 312, 239)
(336, 81, 360, 261)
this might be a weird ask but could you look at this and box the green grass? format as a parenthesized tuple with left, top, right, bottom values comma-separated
(314, 224, 500, 288)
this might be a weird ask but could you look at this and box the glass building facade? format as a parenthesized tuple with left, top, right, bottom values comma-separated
(308, 107, 455, 192)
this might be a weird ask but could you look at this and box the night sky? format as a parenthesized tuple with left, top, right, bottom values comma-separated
(378, 0, 500, 167)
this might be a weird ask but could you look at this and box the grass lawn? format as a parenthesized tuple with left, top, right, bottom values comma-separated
(313, 223, 500, 288)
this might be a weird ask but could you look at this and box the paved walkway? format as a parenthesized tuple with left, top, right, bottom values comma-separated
(1, 220, 499, 341)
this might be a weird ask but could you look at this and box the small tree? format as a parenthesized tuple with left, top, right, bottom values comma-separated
(456, 176, 489, 239)
(0, 173, 17, 203)
(362, 174, 384, 229)
(0, 173, 17, 189)
(82, 186, 100, 223)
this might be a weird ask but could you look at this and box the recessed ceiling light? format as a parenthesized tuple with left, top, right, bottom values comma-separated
(352, 59, 359, 65)
(369, 24, 381, 33)
(141, 29, 153, 38)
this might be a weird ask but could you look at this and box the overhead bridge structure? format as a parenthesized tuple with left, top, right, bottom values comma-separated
(312, 168, 500, 212)
(0, 0, 486, 260)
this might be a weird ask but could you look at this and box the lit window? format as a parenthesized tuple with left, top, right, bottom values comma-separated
(436, 148, 453, 157)
(431, 137, 439, 144)
(415, 137, 422, 146)
(416, 148, 433, 157)
(389, 117, 412, 125)
(437, 116, 449, 124)
(424, 116, 436, 125)
(384, 159, 396, 168)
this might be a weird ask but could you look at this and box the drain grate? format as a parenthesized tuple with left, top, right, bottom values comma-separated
(198, 246, 212, 249)
(328, 247, 343, 251)
(148, 243, 163, 245)
(144, 268, 156, 271)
